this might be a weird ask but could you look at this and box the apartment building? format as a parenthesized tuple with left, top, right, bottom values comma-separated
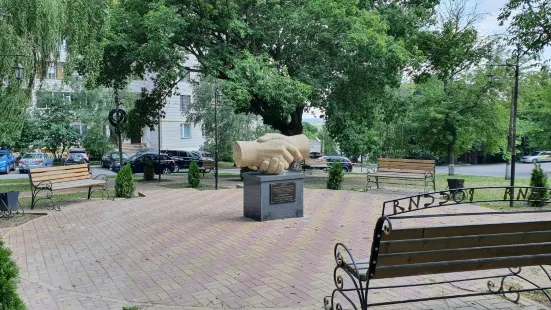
(31, 48, 205, 153)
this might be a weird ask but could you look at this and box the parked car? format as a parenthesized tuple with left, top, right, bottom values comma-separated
(110, 156, 132, 172)
(135, 147, 159, 156)
(0, 150, 16, 174)
(101, 152, 129, 168)
(310, 152, 323, 159)
(66, 148, 89, 161)
(162, 149, 204, 172)
(521, 151, 551, 163)
(64, 148, 90, 170)
(129, 153, 176, 174)
(323, 156, 353, 172)
(18, 152, 54, 173)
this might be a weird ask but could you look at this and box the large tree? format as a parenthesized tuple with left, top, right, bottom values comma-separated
(0, 0, 109, 147)
(499, 0, 551, 54)
(97, 0, 439, 136)
(186, 76, 273, 162)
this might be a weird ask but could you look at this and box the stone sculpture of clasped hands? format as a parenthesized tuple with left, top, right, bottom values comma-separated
(233, 133, 310, 174)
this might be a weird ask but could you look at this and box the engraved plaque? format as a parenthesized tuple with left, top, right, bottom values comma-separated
(270, 182, 296, 204)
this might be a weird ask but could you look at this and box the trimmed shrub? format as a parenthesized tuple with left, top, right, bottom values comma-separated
(188, 161, 200, 188)
(143, 159, 155, 181)
(530, 162, 549, 207)
(327, 162, 344, 190)
(0, 238, 26, 310)
(115, 164, 135, 198)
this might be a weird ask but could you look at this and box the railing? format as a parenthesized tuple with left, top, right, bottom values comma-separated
(382, 186, 551, 217)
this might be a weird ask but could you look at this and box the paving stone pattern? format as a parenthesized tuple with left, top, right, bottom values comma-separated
(3, 188, 550, 309)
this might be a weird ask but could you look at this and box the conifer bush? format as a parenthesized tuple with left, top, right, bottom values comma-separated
(115, 164, 136, 198)
(144, 159, 155, 181)
(188, 161, 201, 188)
(530, 162, 549, 207)
(0, 238, 26, 310)
(327, 162, 344, 190)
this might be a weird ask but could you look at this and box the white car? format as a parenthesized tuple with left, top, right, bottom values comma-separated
(520, 151, 551, 163)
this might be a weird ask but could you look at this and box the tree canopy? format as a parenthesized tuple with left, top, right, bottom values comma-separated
(97, 0, 439, 137)
(0, 0, 109, 147)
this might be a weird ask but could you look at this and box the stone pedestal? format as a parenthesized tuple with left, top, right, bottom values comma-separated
(243, 172, 304, 221)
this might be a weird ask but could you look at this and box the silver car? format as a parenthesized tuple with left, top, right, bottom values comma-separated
(520, 151, 551, 163)
(19, 152, 54, 173)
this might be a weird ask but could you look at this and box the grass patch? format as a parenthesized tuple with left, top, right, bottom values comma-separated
(0, 178, 28, 185)
(217, 161, 236, 169)
(159, 183, 227, 190)
(0, 184, 31, 193)
(19, 190, 116, 209)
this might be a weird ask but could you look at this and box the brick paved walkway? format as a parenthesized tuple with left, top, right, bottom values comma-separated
(3, 188, 550, 309)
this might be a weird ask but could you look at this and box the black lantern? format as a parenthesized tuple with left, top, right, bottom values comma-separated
(487, 73, 495, 83)
(12, 62, 23, 80)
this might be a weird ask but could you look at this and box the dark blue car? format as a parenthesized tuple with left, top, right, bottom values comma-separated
(0, 150, 16, 174)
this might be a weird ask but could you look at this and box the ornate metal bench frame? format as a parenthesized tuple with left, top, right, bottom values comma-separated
(325, 186, 551, 309)
(30, 174, 111, 210)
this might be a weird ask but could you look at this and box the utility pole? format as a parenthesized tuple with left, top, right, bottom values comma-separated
(510, 44, 521, 207)
(487, 44, 521, 208)
(158, 111, 162, 182)
(214, 85, 219, 190)
(114, 88, 123, 169)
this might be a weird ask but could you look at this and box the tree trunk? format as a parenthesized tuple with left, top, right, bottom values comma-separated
(270, 106, 304, 136)
(505, 158, 511, 179)
(448, 142, 455, 176)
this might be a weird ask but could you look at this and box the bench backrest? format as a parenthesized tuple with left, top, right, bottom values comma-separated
(370, 218, 551, 279)
(29, 164, 90, 186)
(377, 158, 435, 174)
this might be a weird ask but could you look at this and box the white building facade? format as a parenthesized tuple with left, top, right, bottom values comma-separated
(31, 50, 205, 153)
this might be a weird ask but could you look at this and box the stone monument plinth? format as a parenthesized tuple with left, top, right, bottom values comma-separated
(243, 171, 304, 221)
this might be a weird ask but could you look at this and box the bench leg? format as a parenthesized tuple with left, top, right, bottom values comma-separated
(88, 186, 92, 199)
(376, 176, 379, 189)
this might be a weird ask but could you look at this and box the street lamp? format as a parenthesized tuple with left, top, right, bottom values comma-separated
(487, 44, 521, 208)
(12, 62, 23, 80)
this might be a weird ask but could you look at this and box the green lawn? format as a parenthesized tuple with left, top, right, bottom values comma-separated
(0, 178, 28, 185)
(18, 190, 116, 209)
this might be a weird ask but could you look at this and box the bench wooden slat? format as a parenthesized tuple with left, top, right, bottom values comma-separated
(378, 162, 435, 168)
(380, 230, 551, 254)
(370, 173, 426, 179)
(378, 166, 435, 172)
(378, 242, 551, 267)
(42, 175, 93, 185)
(50, 179, 106, 190)
(30, 164, 88, 173)
(378, 158, 435, 164)
(32, 172, 91, 183)
(30, 167, 89, 178)
(383, 220, 551, 241)
(377, 168, 432, 174)
(373, 254, 551, 279)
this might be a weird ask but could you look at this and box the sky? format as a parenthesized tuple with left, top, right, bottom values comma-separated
(301, 0, 543, 125)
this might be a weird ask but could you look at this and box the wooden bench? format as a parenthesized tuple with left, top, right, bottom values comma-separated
(325, 215, 551, 309)
(366, 158, 435, 192)
(200, 160, 215, 176)
(28, 164, 109, 209)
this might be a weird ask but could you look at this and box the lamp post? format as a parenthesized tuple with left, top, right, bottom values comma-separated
(214, 83, 219, 190)
(488, 44, 521, 208)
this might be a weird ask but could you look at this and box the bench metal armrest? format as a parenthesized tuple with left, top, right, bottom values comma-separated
(334, 243, 361, 278)
(93, 174, 108, 182)
(366, 166, 376, 174)
(34, 180, 53, 190)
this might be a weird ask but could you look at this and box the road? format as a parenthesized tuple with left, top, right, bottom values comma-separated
(350, 162, 551, 178)
(0, 165, 241, 180)
(2, 162, 550, 180)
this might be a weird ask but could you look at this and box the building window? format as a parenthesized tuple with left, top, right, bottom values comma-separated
(47, 65, 56, 79)
(180, 95, 190, 111)
(72, 124, 88, 135)
(180, 123, 191, 139)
